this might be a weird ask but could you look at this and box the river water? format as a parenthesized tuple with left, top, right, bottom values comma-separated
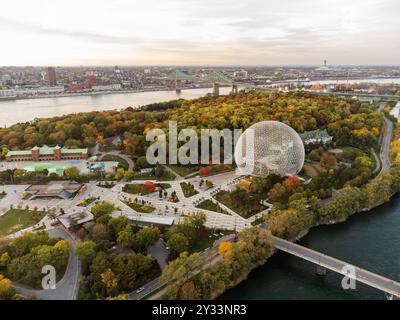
(221, 196, 400, 300)
(0, 87, 232, 127)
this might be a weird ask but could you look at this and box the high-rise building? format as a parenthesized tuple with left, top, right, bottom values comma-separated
(45, 67, 57, 86)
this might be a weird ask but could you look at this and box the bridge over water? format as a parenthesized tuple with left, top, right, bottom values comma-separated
(167, 70, 237, 95)
(273, 236, 400, 299)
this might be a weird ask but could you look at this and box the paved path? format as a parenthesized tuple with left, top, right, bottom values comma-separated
(13, 228, 81, 300)
(99, 151, 134, 171)
(379, 117, 392, 175)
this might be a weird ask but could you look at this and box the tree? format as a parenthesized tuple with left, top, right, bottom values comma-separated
(167, 233, 189, 260)
(0, 274, 15, 300)
(64, 166, 81, 181)
(91, 202, 115, 221)
(76, 241, 97, 271)
(161, 252, 205, 299)
(143, 181, 157, 193)
(282, 176, 301, 194)
(179, 281, 199, 300)
(115, 168, 125, 181)
(117, 225, 134, 248)
(199, 167, 211, 177)
(91, 224, 110, 242)
(320, 153, 337, 170)
(0, 252, 10, 267)
(267, 183, 287, 203)
(107, 216, 130, 240)
(218, 242, 233, 259)
(124, 170, 135, 180)
(100, 268, 118, 296)
(135, 227, 160, 251)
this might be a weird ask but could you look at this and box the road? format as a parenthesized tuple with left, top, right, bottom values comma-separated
(13, 228, 81, 300)
(99, 151, 135, 171)
(379, 117, 392, 175)
(273, 236, 400, 298)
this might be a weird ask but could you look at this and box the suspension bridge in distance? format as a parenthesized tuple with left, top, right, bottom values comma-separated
(167, 70, 237, 96)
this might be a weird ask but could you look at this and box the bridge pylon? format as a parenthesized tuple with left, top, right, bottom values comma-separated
(213, 83, 220, 96)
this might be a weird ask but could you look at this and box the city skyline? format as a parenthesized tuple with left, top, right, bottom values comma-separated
(1, 0, 400, 66)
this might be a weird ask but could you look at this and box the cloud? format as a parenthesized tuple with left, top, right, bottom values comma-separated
(0, 16, 142, 45)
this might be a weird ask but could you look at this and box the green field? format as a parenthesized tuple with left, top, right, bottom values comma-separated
(167, 165, 199, 177)
(133, 170, 176, 181)
(124, 201, 155, 213)
(0, 209, 46, 237)
(180, 182, 199, 198)
(195, 199, 222, 213)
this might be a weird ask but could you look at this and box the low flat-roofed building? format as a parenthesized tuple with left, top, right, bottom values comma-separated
(300, 129, 333, 145)
(6, 145, 88, 162)
(24, 181, 85, 200)
(127, 215, 175, 227)
(58, 209, 94, 229)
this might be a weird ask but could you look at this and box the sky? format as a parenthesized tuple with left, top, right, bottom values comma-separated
(1, 0, 399, 66)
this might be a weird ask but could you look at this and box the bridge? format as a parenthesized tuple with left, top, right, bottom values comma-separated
(312, 90, 400, 102)
(273, 236, 400, 299)
(167, 70, 237, 95)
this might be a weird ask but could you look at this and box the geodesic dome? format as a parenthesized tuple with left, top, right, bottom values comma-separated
(234, 121, 305, 177)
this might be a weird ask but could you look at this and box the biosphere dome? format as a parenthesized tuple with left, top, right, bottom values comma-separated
(234, 121, 305, 177)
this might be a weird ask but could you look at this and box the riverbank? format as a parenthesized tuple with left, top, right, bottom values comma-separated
(220, 169, 400, 299)
(0, 85, 217, 102)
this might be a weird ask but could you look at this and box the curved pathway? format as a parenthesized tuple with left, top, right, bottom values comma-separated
(13, 228, 81, 300)
(99, 151, 134, 171)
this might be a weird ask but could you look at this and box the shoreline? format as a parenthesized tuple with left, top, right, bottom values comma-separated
(1, 76, 399, 103)
(0, 85, 215, 102)
(217, 182, 399, 300)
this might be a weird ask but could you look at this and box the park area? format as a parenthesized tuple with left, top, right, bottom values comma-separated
(0, 209, 46, 237)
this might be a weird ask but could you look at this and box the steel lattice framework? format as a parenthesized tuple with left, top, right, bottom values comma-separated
(234, 121, 305, 177)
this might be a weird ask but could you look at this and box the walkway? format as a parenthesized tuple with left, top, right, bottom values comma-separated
(99, 151, 134, 171)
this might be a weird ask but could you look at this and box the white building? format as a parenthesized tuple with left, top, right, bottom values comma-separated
(233, 70, 248, 80)
(0, 89, 16, 98)
(15, 86, 64, 96)
(92, 84, 122, 91)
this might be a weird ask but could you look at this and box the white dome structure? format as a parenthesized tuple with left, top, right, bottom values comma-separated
(234, 121, 305, 177)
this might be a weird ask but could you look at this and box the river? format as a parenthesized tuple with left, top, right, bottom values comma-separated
(0, 87, 233, 127)
(221, 195, 400, 300)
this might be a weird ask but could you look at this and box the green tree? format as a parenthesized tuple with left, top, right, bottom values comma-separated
(117, 225, 134, 248)
(167, 233, 189, 260)
(135, 227, 160, 251)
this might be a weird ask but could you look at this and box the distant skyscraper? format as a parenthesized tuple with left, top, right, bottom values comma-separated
(46, 67, 57, 86)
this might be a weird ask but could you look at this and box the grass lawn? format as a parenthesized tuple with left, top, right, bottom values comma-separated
(0, 209, 46, 237)
(189, 229, 233, 253)
(102, 154, 129, 170)
(133, 170, 176, 181)
(180, 182, 199, 198)
(167, 165, 199, 177)
(123, 184, 152, 195)
(214, 190, 266, 219)
(195, 199, 222, 213)
(124, 201, 155, 213)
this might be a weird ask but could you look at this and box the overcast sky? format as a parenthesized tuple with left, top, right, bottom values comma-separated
(1, 0, 399, 66)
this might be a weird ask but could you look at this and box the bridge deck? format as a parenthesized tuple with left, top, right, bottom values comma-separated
(273, 237, 400, 298)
